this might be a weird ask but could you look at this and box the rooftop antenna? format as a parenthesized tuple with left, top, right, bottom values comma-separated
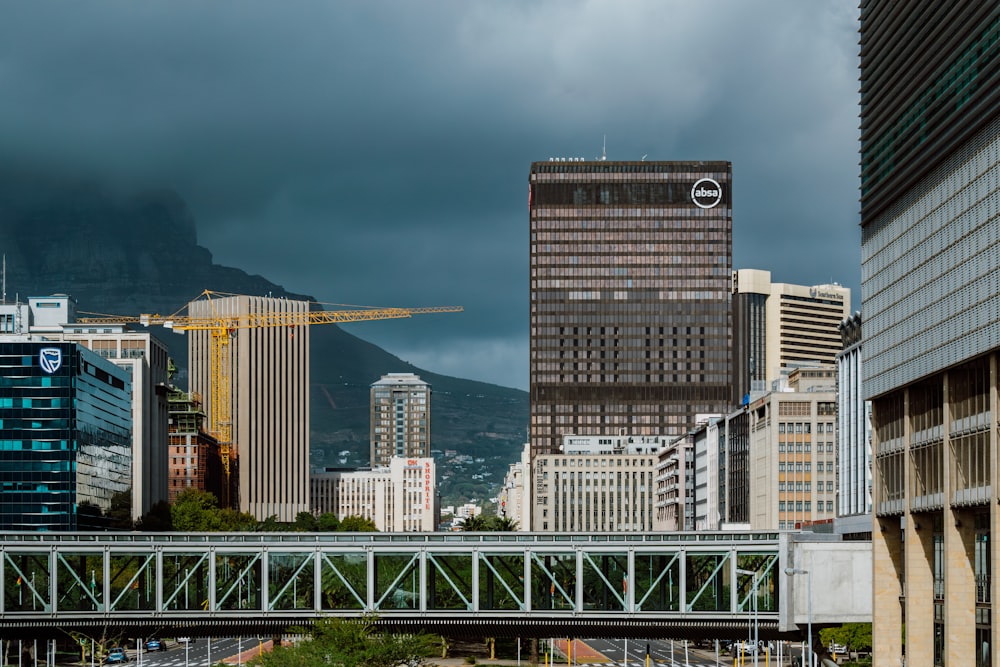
(601, 135, 607, 161)
(2, 254, 6, 305)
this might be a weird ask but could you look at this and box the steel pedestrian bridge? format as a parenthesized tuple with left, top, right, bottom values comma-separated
(0, 531, 867, 641)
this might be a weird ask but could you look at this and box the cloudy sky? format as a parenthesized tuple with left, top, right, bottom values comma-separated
(2, 2, 860, 390)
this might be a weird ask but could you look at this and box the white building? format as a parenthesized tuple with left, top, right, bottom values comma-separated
(531, 434, 664, 532)
(311, 456, 437, 532)
(498, 444, 530, 530)
(0, 294, 170, 520)
(835, 313, 872, 538)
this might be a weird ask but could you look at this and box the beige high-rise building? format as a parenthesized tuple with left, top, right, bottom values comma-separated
(188, 295, 310, 522)
(745, 366, 838, 531)
(731, 269, 850, 401)
(370, 373, 430, 467)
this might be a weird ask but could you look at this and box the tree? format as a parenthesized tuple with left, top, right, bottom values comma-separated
(249, 617, 438, 667)
(171, 489, 256, 531)
(135, 500, 173, 531)
(337, 515, 378, 532)
(316, 512, 340, 531)
(293, 511, 317, 532)
(460, 514, 490, 531)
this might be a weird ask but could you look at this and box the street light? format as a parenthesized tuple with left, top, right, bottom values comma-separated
(784, 567, 812, 667)
(736, 568, 760, 667)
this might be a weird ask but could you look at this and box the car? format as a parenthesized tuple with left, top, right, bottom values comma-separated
(104, 648, 129, 664)
(144, 639, 165, 652)
(176, 637, 194, 645)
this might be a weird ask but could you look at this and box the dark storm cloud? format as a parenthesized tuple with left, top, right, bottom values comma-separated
(0, 1, 860, 389)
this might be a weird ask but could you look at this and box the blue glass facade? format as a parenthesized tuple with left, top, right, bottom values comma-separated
(0, 341, 132, 530)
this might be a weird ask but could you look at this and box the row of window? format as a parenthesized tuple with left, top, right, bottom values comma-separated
(778, 422, 835, 434)
(779, 500, 834, 513)
(779, 481, 836, 492)
(778, 442, 836, 453)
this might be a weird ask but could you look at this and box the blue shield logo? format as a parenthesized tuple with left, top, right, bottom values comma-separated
(39, 348, 62, 374)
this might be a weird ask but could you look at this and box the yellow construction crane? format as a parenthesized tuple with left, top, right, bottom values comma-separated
(79, 290, 463, 481)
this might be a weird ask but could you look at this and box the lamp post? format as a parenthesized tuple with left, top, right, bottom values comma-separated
(736, 568, 760, 667)
(784, 568, 812, 667)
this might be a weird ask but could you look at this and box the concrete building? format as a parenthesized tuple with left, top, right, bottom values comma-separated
(732, 269, 850, 402)
(498, 444, 530, 530)
(370, 373, 431, 467)
(310, 456, 437, 532)
(188, 295, 310, 522)
(836, 313, 872, 539)
(0, 340, 132, 530)
(532, 435, 662, 532)
(0, 295, 170, 520)
(691, 416, 725, 531)
(654, 433, 694, 531)
(529, 160, 733, 458)
(166, 388, 225, 505)
(745, 367, 838, 531)
(861, 3, 1000, 664)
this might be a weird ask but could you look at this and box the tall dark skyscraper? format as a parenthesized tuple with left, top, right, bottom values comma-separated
(862, 3, 1000, 664)
(528, 160, 733, 457)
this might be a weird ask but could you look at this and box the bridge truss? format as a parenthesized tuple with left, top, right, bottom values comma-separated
(0, 532, 790, 640)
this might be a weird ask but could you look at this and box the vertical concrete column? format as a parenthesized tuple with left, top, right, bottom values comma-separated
(991, 352, 999, 663)
(943, 369, 975, 666)
(872, 515, 903, 665)
(944, 508, 976, 666)
(904, 513, 935, 663)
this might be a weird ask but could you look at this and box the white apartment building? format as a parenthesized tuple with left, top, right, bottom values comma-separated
(835, 313, 872, 538)
(531, 435, 663, 532)
(498, 444, 530, 530)
(310, 456, 437, 532)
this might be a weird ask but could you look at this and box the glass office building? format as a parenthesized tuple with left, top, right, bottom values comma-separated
(0, 341, 132, 530)
(529, 160, 733, 458)
(862, 3, 1000, 665)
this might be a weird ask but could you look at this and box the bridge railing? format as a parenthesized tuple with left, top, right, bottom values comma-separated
(0, 532, 785, 626)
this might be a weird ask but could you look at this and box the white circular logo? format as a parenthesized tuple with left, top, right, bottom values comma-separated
(691, 178, 723, 209)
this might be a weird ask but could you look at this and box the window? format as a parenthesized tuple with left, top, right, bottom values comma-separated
(804, 501, 812, 512)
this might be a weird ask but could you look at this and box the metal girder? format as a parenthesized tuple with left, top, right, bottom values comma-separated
(0, 531, 789, 638)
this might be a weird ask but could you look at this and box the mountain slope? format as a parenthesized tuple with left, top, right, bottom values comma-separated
(0, 171, 527, 506)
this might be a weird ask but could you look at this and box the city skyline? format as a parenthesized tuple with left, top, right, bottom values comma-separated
(0, 2, 861, 391)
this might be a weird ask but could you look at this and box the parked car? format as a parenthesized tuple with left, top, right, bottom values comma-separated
(144, 639, 165, 652)
(176, 637, 194, 645)
(104, 648, 129, 664)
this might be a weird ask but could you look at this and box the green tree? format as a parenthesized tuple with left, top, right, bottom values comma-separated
(819, 623, 872, 653)
(249, 617, 438, 667)
(337, 515, 378, 532)
(135, 500, 173, 531)
(293, 511, 317, 532)
(316, 512, 340, 531)
(460, 514, 490, 531)
(171, 489, 257, 531)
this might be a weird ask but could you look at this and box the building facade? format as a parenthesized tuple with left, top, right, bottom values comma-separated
(370, 373, 431, 467)
(529, 160, 733, 458)
(654, 433, 694, 531)
(836, 313, 872, 539)
(732, 269, 850, 401)
(166, 388, 225, 505)
(310, 456, 437, 532)
(498, 444, 530, 530)
(745, 373, 838, 531)
(0, 295, 170, 520)
(861, 3, 1000, 665)
(188, 295, 310, 522)
(0, 341, 132, 530)
(532, 435, 661, 532)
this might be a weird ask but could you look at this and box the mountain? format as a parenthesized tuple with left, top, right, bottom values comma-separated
(0, 170, 528, 507)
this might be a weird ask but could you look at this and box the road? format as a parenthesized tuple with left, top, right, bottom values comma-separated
(94, 637, 270, 667)
(558, 639, 807, 666)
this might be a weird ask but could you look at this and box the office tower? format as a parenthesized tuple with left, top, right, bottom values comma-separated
(732, 269, 850, 401)
(0, 294, 170, 520)
(529, 160, 733, 458)
(310, 457, 437, 532)
(369, 373, 431, 467)
(744, 367, 838, 531)
(188, 295, 310, 522)
(835, 313, 872, 539)
(0, 341, 132, 530)
(861, 3, 1000, 664)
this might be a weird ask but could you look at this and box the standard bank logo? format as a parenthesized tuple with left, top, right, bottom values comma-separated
(39, 347, 63, 374)
(691, 178, 723, 209)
